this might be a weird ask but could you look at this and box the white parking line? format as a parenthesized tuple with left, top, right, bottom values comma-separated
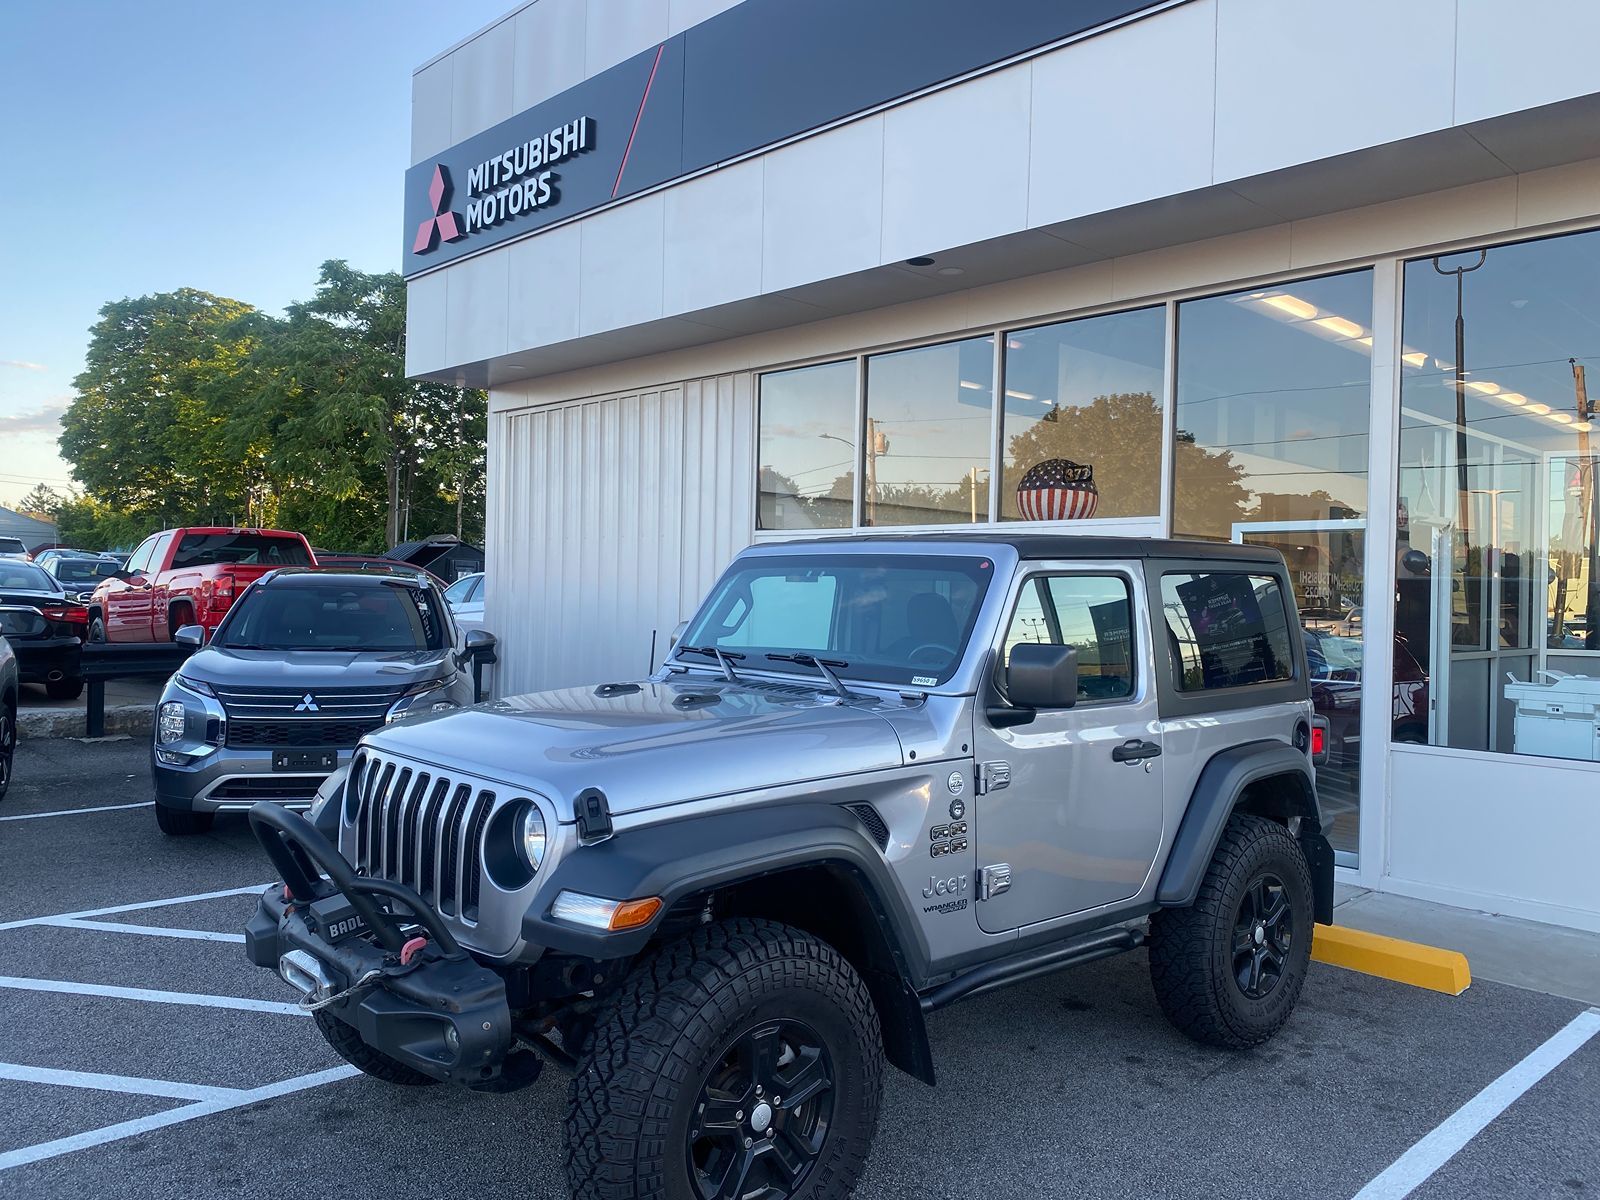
(0, 1062, 245, 1103)
(0, 976, 306, 1017)
(0, 802, 154, 822)
(0, 1065, 359, 1172)
(0, 884, 267, 934)
(1352, 1007, 1600, 1199)
(41, 918, 245, 944)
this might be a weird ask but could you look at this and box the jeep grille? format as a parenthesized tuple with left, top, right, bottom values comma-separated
(347, 749, 494, 922)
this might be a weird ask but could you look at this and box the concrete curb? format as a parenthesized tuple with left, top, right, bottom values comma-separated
(1312, 923, 1472, 995)
(18, 705, 154, 740)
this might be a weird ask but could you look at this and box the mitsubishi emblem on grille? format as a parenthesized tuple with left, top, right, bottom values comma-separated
(294, 694, 319, 713)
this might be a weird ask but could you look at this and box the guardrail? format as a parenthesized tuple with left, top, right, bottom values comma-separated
(80, 642, 194, 737)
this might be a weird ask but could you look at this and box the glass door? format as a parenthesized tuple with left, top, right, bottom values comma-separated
(1233, 520, 1366, 863)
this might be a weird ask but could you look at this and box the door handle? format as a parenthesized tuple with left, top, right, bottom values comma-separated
(1111, 739, 1162, 763)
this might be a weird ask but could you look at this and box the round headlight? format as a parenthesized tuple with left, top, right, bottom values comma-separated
(517, 803, 547, 871)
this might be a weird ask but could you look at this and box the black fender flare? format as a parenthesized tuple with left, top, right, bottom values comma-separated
(1156, 740, 1334, 925)
(527, 802, 937, 1084)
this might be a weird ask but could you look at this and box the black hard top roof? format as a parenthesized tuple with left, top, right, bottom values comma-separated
(789, 532, 1284, 564)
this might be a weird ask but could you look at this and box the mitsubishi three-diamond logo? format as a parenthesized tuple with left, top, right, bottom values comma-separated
(294, 694, 320, 713)
(413, 164, 465, 254)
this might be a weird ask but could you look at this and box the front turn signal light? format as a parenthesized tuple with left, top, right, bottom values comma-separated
(551, 891, 663, 932)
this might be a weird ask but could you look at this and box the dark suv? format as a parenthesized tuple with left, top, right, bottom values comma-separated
(152, 568, 495, 835)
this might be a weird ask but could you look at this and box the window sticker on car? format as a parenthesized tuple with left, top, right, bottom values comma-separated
(912, 675, 938, 686)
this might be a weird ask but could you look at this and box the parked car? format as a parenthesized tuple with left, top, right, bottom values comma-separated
(442, 570, 484, 631)
(40, 553, 122, 603)
(0, 536, 31, 560)
(0, 560, 87, 699)
(244, 534, 1334, 1200)
(152, 566, 496, 836)
(0, 629, 17, 801)
(89, 526, 316, 644)
(1303, 629, 1430, 764)
(314, 553, 445, 586)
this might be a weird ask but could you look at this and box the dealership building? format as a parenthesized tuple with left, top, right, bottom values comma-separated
(406, 0, 1600, 931)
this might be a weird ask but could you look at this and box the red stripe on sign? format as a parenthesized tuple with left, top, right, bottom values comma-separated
(613, 43, 666, 198)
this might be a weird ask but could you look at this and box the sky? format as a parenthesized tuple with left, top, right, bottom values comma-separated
(0, 0, 512, 508)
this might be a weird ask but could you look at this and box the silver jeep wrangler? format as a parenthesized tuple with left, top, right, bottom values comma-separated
(246, 534, 1334, 1200)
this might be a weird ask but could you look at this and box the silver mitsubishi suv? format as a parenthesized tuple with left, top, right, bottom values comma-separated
(245, 534, 1334, 1200)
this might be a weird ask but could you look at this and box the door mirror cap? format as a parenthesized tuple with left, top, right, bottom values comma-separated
(669, 620, 689, 649)
(173, 624, 206, 648)
(463, 628, 497, 660)
(1006, 643, 1079, 710)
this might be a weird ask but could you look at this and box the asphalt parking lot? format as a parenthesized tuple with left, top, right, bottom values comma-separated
(1, 737, 1596, 1199)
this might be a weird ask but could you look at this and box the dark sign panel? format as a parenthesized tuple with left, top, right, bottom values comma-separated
(403, 0, 1168, 275)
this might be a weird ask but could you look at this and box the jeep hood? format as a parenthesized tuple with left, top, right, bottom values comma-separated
(361, 676, 908, 818)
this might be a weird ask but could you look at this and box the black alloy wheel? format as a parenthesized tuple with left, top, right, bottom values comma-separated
(1232, 873, 1292, 1000)
(688, 1018, 836, 1200)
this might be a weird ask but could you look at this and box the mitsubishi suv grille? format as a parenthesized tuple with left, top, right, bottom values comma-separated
(347, 749, 495, 922)
(213, 685, 405, 752)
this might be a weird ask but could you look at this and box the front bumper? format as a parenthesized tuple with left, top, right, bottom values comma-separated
(244, 804, 520, 1088)
(153, 745, 354, 813)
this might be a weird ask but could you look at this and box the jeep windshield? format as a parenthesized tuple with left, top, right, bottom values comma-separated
(677, 554, 994, 687)
(213, 581, 446, 652)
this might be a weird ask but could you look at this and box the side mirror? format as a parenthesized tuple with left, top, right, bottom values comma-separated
(1400, 548, 1431, 577)
(1007, 643, 1079, 710)
(462, 628, 497, 661)
(669, 620, 689, 650)
(174, 624, 206, 648)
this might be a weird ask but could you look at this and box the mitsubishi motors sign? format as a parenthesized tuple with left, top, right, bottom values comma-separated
(402, 0, 1168, 277)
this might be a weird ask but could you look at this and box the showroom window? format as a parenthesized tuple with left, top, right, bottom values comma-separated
(1394, 230, 1600, 763)
(863, 336, 995, 526)
(756, 359, 857, 530)
(1001, 306, 1165, 522)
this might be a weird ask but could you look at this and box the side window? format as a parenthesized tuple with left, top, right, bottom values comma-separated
(125, 537, 158, 576)
(444, 575, 475, 604)
(1002, 574, 1136, 702)
(148, 533, 173, 572)
(468, 576, 485, 603)
(1161, 572, 1294, 691)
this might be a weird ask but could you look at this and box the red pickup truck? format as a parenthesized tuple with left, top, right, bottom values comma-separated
(88, 527, 317, 643)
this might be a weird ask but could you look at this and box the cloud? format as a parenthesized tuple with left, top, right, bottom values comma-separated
(0, 360, 46, 372)
(0, 403, 68, 435)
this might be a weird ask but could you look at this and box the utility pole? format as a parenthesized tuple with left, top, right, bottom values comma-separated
(1573, 360, 1599, 650)
(1432, 251, 1487, 545)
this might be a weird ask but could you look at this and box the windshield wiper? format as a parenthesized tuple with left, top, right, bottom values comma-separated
(765, 652, 852, 700)
(677, 645, 747, 683)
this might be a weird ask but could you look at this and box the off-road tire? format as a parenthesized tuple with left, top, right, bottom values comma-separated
(566, 917, 884, 1200)
(0, 700, 15, 803)
(46, 678, 84, 701)
(311, 1009, 440, 1086)
(1149, 813, 1314, 1049)
(154, 803, 214, 836)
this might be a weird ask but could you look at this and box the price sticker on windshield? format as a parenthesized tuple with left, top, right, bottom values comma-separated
(912, 675, 938, 686)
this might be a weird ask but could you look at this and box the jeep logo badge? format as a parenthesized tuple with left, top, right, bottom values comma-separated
(294, 694, 319, 713)
(922, 873, 969, 899)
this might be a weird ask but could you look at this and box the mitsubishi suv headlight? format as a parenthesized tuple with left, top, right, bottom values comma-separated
(157, 702, 186, 745)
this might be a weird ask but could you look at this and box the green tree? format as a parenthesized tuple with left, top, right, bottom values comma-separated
(59, 289, 268, 527)
(231, 261, 485, 551)
(14, 484, 66, 521)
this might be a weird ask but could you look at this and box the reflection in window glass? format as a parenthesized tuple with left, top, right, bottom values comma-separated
(864, 336, 994, 526)
(757, 361, 857, 530)
(1002, 307, 1165, 522)
(1001, 575, 1135, 701)
(1161, 573, 1294, 691)
(1173, 270, 1373, 540)
(1395, 231, 1600, 761)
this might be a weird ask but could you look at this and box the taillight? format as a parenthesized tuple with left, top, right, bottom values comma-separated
(1311, 725, 1325, 757)
(42, 606, 89, 625)
(213, 576, 235, 600)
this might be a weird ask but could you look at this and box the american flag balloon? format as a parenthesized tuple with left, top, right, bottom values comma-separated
(1016, 459, 1099, 521)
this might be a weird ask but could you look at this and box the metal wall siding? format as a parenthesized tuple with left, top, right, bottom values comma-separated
(488, 373, 755, 695)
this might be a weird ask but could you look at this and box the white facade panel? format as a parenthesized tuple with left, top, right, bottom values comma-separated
(507, 223, 583, 351)
(663, 160, 764, 315)
(880, 64, 1034, 264)
(512, 0, 588, 112)
(445, 248, 511, 366)
(761, 117, 885, 294)
(404, 269, 450, 377)
(584, 0, 669, 79)
(487, 373, 754, 694)
(1388, 748, 1600, 932)
(411, 58, 455, 165)
(668, 0, 740, 35)
(1028, 0, 1216, 227)
(449, 16, 516, 143)
(1211, 0, 1456, 182)
(579, 192, 666, 336)
(1455, 0, 1600, 125)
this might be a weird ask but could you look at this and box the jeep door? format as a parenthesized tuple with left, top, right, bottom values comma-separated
(971, 564, 1164, 933)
